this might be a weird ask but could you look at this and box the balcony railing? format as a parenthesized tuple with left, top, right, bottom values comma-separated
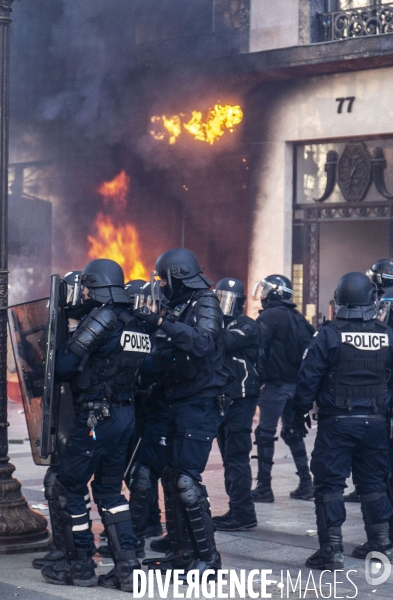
(320, 3, 393, 41)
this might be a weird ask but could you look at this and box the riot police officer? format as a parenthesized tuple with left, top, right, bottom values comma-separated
(133, 248, 227, 578)
(252, 275, 314, 502)
(212, 278, 262, 531)
(126, 281, 168, 552)
(32, 271, 85, 571)
(41, 259, 151, 591)
(292, 272, 393, 570)
(344, 259, 393, 505)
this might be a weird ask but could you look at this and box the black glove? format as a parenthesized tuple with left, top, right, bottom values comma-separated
(133, 306, 162, 328)
(291, 411, 312, 438)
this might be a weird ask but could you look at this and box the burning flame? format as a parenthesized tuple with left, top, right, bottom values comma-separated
(97, 170, 130, 209)
(150, 104, 243, 145)
(87, 171, 149, 281)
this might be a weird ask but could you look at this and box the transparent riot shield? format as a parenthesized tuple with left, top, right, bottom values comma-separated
(40, 274, 69, 460)
(8, 298, 50, 466)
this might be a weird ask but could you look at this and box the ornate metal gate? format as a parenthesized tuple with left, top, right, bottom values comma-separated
(293, 141, 393, 324)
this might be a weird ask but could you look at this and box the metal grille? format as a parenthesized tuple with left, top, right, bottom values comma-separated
(321, 3, 393, 40)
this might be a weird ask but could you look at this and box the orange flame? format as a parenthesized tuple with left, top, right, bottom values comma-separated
(88, 171, 149, 281)
(150, 104, 243, 145)
(97, 170, 130, 209)
(88, 213, 148, 281)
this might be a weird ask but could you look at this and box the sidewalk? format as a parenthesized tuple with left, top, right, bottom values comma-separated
(1, 401, 392, 599)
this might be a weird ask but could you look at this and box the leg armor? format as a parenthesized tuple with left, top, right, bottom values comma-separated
(143, 467, 221, 575)
(253, 425, 276, 484)
(176, 474, 216, 564)
(305, 490, 344, 570)
(96, 490, 141, 592)
(281, 427, 313, 499)
(128, 462, 156, 537)
(280, 426, 311, 481)
(40, 475, 97, 587)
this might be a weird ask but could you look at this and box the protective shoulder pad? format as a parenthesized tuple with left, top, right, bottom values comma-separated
(66, 307, 117, 361)
(195, 290, 222, 339)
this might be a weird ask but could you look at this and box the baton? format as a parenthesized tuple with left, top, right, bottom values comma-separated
(124, 436, 142, 481)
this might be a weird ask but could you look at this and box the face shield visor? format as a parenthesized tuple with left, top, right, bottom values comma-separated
(215, 290, 245, 316)
(377, 297, 393, 324)
(252, 279, 291, 301)
(151, 268, 172, 300)
(135, 281, 161, 313)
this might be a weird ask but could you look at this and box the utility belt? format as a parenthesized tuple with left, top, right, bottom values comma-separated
(75, 398, 132, 440)
(76, 399, 132, 412)
(319, 413, 386, 422)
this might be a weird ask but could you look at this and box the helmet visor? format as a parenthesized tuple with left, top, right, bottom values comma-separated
(215, 290, 241, 316)
(377, 299, 393, 324)
(252, 280, 276, 301)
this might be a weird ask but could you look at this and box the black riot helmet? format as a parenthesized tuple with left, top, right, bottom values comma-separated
(252, 274, 293, 308)
(81, 258, 131, 304)
(334, 272, 378, 320)
(154, 248, 213, 303)
(215, 278, 246, 317)
(366, 258, 393, 295)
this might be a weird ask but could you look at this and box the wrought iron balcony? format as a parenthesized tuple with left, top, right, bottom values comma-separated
(320, 3, 393, 41)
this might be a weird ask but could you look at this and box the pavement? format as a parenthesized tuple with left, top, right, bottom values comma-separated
(1, 401, 393, 599)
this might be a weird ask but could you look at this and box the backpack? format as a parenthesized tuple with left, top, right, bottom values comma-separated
(284, 308, 314, 370)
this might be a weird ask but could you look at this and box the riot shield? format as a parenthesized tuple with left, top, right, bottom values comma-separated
(40, 274, 69, 460)
(8, 298, 51, 466)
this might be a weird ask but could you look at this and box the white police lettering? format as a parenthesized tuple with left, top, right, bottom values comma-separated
(120, 331, 151, 353)
(341, 332, 389, 350)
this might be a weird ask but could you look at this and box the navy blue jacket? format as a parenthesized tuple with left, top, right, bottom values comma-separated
(152, 292, 229, 400)
(222, 315, 262, 400)
(293, 318, 393, 417)
(56, 305, 148, 404)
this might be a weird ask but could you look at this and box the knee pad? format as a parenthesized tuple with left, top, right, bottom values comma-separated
(280, 426, 303, 446)
(92, 462, 124, 506)
(129, 463, 152, 493)
(175, 474, 200, 507)
(255, 425, 277, 448)
(43, 466, 59, 501)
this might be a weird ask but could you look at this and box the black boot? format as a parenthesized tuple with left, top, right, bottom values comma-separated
(290, 473, 314, 500)
(145, 469, 221, 578)
(98, 549, 141, 592)
(150, 533, 171, 553)
(252, 426, 275, 502)
(32, 543, 65, 570)
(214, 513, 257, 532)
(281, 430, 313, 500)
(41, 549, 97, 587)
(305, 528, 344, 570)
(251, 479, 274, 503)
(212, 510, 232, 524)
(353, 522, 393, 561)
(353, 493, 393, 560)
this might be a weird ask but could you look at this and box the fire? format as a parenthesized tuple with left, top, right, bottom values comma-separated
(97, 170, 130, 209)
(150, 104, 243, 145)
(87, 171, 149, 281)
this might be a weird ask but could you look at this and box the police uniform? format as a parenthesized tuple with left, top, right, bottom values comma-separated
(215, 314, 261, 530)
(134, 248, 227, 577)
(253, 298, 314, 501)
(41, 259, 150, 592)
(127, 361, 168, 552)
(294, 301, 393, 569)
